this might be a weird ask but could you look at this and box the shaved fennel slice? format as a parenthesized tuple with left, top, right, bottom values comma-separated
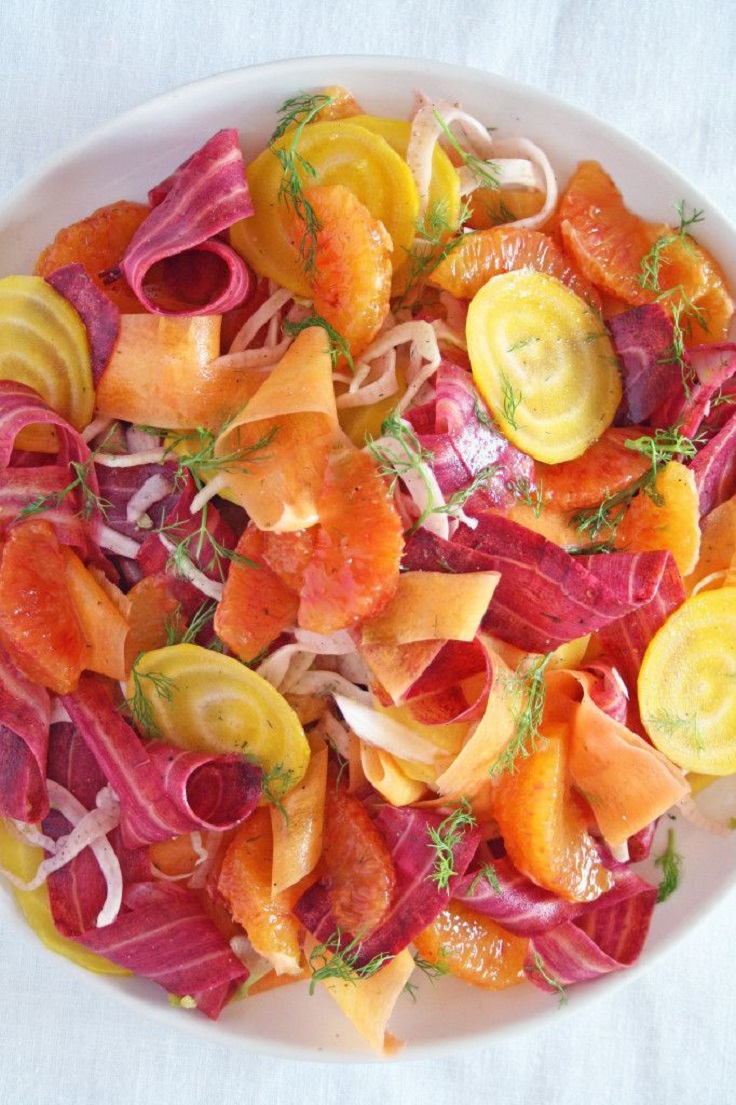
(407, 93, 555, 229)
(366, 429, 450, 540)
(229, 287, 293, 352)
(333, 695, 441, 765)
(491, 137, 558, 230)
(158, 533, 223, 601)
(2, 782, 122, 928)
(256, 630, 356, 691)
(336, 350, 399, 409)
(292, 672, 373, 705)
(126, 473, 174, 527)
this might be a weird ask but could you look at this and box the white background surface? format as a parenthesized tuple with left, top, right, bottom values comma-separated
(1, 1, 735, 1103)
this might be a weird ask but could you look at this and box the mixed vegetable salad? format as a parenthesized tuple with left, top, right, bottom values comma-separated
(0, 83, 735, 1054)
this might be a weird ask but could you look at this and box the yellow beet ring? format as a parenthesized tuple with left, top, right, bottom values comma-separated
(638, 589, 736, 774)
(231, 120, 420, 296)
(129, 644, 310, 795)
(466, 270, 622, 464)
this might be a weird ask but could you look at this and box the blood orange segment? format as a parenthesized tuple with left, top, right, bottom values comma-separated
(217, 808, 302, 975)
(492, 723, 613, 903)
(466, 188, 547, 230)
(35, 199, 150, 314)
(298, 447, 404, 634)
(261, 527, 317, 594)
(537, 426, 650, 512)
(60, 546, 129, 681)
(559, 161, 733, 342)
(413, 900, 528, 990)
(292, 184, 393, 357)
(124, 574, 185, 668)
(317, 86, 364, 121)
(231, 120, 418, 297)
(430, 226, 601, 309)
(614, 460, 701, 575)
(214, 525, 299, 663)
(0, 519, 86, 693)
(321, 786, 396, 935)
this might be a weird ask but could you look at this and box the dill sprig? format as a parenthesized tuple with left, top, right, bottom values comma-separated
(467, 863, 502, 896)
(367, 414, 496, 533)
(638, 202, 705, 294)
(368, 414, 434, 494)
(644, 709, 704, 754)
(164, 417, 277, 488)
(433, 110, 500, 191)
(639, 203, 709, 389)
(124, 655, 176, 737)
(18, 430, 116, 522)
(527, 951, 568, 1006)
(260, 762, 297, 824)
(308, 929, 393, 994)
(654, 827, 683, 903)
(158, 506, 257, 584)
(624, 425, 702, 468)
(270, 91, 335, 277)
(490, 652, 552, 776)
(395, 197, 470, 308)
(571, 425, 703, 543)
(404, 947, 452, 999)
(473, 395, 495, 430)
(18, 457, 111, 521)
(506, 475, 544, 517)
(164, 599, 218, 647)
(412, 948, 451, 981)
(155, 416, 275, 583)
(507, 336, 538, 353)
(427, 799, 477, 890)
(283, 314, 354, 372)
(500, 372, 522, 430)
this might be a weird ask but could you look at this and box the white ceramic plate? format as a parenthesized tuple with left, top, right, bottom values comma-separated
(1, 55, 735, 1062)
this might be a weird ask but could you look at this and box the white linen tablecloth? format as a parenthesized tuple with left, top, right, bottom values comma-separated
(1, 2, 735, 1103)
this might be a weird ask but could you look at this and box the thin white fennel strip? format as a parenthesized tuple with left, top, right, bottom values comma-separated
(336, 320, 441, 415)
(407, 93, 556, 230)
(2, 783, 123, 928)
(367, 427, 450, 541)
(334, 695, 440, 765)
(126, 473, 174, 528)
(157, 533, 224, 602)
(229, 286, 294, 352)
